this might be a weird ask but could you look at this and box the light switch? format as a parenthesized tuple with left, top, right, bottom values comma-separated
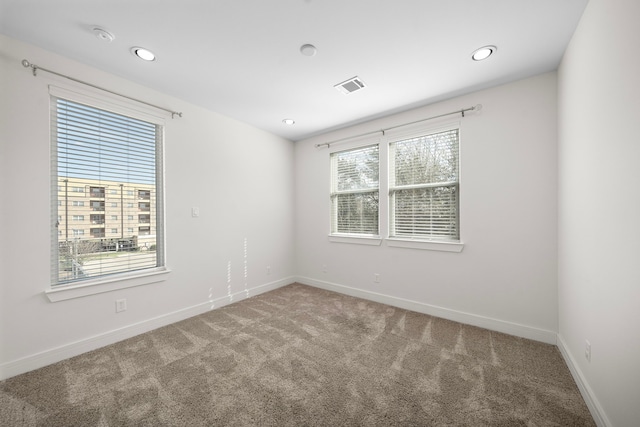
(192, 207, 200, 217)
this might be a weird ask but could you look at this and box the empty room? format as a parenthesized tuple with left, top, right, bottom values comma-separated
(0, 0, 638, 426)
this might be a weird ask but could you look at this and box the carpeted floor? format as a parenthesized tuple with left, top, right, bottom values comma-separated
(0, 283, 594, 426)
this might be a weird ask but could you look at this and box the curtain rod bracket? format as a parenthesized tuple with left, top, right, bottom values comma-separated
(22, 59, 37, 76)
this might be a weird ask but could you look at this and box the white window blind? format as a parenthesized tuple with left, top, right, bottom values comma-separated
(51, 96, 164, 286)
(330, 145, 379, 235)
(389, 128, 459, 241)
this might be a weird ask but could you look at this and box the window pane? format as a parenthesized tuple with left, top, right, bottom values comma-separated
(393, 129, 458, 186)
(334, 192, 379, 234)
(334, 145, 379, 191)
(393, 185, 459, 239)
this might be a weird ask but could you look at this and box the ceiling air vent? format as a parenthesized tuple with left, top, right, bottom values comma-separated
(334, 76, 366, 95)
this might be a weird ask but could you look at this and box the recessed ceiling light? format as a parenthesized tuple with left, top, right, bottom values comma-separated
(131, 47, 156, 61)
(300, 44, 317, 57)
(282, 118, 295, 125)
(471, 45, 497, 61)
(93, 27, 114, 42)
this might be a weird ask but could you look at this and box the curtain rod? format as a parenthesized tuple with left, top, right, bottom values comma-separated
(314, 104, 482, 148)
(21, 59, 183, 119)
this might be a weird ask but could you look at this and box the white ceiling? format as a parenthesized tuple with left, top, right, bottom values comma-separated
(0, 0, 588, 141)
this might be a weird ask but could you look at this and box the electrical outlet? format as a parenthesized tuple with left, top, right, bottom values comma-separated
(585, 340, 591, 362)
(116, 299, 127, 313)
(267, 265, 271, 275)
(322, 264, 327, 273)
(374, 273, 380, 283)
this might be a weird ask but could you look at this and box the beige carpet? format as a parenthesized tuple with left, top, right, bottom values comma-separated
(0, 283, 594, 426)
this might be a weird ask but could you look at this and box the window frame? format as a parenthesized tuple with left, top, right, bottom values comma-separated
(47, 85, 170, 302)
(329, 142, 382, 245)
(388, 124, 461, 245)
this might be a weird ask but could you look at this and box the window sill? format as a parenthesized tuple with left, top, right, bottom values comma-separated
(386, 238, 464, 252)
(328, 235, 383, 246)
(45, 267, 171, 302)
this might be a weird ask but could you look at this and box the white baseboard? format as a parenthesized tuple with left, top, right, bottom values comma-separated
(0, 277, 294, 381)
(556, 335, 611, 427)
(296, 276, 557, 344)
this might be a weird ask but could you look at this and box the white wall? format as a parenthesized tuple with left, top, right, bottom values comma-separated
(295, 73, 559, 342)
(557, 0, 640, 425)
(0, 35, 295, 379)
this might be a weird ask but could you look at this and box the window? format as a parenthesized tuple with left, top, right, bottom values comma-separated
(90, 186, 105, 197)
(72, 215, 84, 221)
(90, 214, 105, 224)
(52, 92, 165, 287)
(90, 228, 105, 238)
(389, 128, 459, 241)
(326, 123, 462, 251)
(330, 145, 379, 236)
(90, 201, 105, 211)
(110, 215, 118, 221)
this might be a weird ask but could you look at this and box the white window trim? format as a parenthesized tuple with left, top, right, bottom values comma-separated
(45, 268, 171, 302)
(48, 83, 169, 299)
(328, 235, 382, 246)
(327, 120, 464, 253)
(49, 84, 167, 125)
(386, 238, 463, 252)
